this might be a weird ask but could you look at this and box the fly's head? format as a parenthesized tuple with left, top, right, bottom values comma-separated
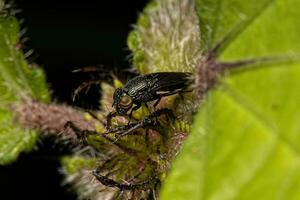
(112, 88, 133, 115)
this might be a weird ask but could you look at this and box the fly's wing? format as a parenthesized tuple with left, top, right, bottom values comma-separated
(149, 72, 192, 96)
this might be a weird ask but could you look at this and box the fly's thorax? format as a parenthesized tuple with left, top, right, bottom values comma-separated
(124, 76, 149, 97)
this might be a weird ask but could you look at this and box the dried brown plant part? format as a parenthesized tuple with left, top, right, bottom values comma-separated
(194, 54, 299, 102)
(10, 97, 101, 140)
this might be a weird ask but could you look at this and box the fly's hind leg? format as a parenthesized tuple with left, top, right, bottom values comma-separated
(153, 97, 162, 108)
(152, 108, 175, 125)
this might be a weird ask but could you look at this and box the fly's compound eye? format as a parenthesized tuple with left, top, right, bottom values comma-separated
(119, 94, 133, 110)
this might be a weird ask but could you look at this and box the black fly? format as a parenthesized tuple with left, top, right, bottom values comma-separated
(67, 72, 193, 192)
(107, 72, 192, 128)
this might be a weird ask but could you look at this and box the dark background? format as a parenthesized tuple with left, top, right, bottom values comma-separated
(0, 0, 147, 199)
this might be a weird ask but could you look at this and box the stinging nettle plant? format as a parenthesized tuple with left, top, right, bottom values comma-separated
(0, 0, 300, 200)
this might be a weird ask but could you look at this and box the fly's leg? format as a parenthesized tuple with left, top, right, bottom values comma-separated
(72, 80, 103, 101)
(143, 102, 151, 113)
(115, 117, 153, 140)
(153, 97, 162, 108)
(105, 111, 117, 129)
(105, 122, 137, 135)
(127, 103, 141, 125)
(106, 111, 134, 130)
(64, 121, 98, 145)
(65, 121, 141, 157)
(150, 108, 175, 123)
(115, 108, 175, 139)
(105, 108, 175, 141)
(111, 190, 124, 200)
(107, 103, 145, 130)
(92, 170, 158, 190)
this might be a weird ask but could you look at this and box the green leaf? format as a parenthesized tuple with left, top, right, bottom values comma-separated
(0, 109, 38, 165)
(61, 156, 98, 175)
(0, 7, 50, 164)
(161, 0, 300, 199)
(196, 0, 273, 54)
(0, 16, 49, 102)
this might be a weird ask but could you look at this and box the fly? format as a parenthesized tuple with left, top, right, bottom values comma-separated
(107, 72, 192, 128)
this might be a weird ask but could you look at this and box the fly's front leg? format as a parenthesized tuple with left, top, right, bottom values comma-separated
(105, 122, 137, 135)
(105, 111, 118, 130)
(106, 111, 138, 130)
(116, 108, 175, 139)
(117, 119, 149, 138)
(128, 103, 141, 125)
